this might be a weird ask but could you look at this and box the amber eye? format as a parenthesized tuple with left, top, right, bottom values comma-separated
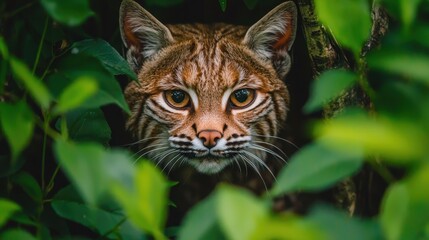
(164, 90, 190, 109)
(230, 89, 256, 108)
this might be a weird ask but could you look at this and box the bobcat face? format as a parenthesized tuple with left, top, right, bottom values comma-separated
(120, 0, 297, 174)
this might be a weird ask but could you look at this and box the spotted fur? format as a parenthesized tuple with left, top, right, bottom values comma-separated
(120, 0, 297, 174)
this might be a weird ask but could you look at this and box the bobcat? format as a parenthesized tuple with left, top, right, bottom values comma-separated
(119, 0, 297, 178)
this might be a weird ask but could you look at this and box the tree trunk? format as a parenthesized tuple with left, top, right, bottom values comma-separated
(295, 0, 389, 216)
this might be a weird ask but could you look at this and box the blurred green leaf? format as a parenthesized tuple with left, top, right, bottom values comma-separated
(0, 155, 26, 178)
(71, 39, 137, 80)
(368, 50, 429, 86)
(243, 0, 259, 9)
(10, 58, 52, 109)
(380, 165, 429, 240)
(111, 161, 169, 240)
(413, 25, 429, 48)
(47, 54, 130, 113)
(380, 183, 408, 240)
(217, 185, 267, 240)
(271, 142, 363, 196)
(0, 56, 7, 94)
(40, 0, 93, 26)
(219, 0, 227, 12)
(308, 205, 382, 240)
(252, 215, 326, 240)
(315, 0, 371, 56)
(54, 141, 135, 206)
(0, 101, 35, 160)
(314, 108, 427, 163)
(381, 0, 422, 29)
(0, 229, 36, 240)
(0, 199, 21, 228)
(10, 172, 42, 202)
(304, 69, 357, 113)
(52, 185, 144, 239)
(178, 194, 225, 240)
(0, 36, 9, 59)
(54, 140, 107, 205)
(56, 108, 112, 145)
(146, 0, 183, 7)
(54, 76, 98, 115)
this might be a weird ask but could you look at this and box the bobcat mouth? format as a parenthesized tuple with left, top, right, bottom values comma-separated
(168, 136, 251, 173)
(181, 150, 240, 160)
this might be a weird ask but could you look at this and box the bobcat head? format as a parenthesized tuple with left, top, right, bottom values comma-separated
(120, 0, 297, 174)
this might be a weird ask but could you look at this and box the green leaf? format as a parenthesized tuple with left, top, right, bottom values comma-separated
(380, 165, 429, 240)
(10, 172, 42, 202)
(219, 0, 227, 12)
(10, 58, 51, 109)
(314, 108, 427, 163)
(71, 39, 137, 80)
(315, 0, 371, 56)
(0, 101, 35, 160)
(0, 36, 9, 94)
(368, 50, 429, 86)
(146, 0, 183, 7)
(271, 142, 363, 196)
(243, 0, 258, 9)
(380, 183, 409, 240)
(0, 155, 26, 178)
(40, 0, 93, 26)
(111, 161, 169, 240)
(0, 36, 9, 59)
(304, 69, 358, 113)
(381, 0, 422, 29)
(0, 229, 36, 240)
(47, 54, 130, 113)
(178, 194, 225, 240)
(56, 108, 111, 145)
(308, 205, 382, 240)
(0, 199, 21, 227)
(54, 140, 107, 205)
(251, 215, 325, 240)
(52, 185, 144, 239)
(217, 185, 267, 240)
(54, 141, 135, 206)
(54, 76, 98, 115)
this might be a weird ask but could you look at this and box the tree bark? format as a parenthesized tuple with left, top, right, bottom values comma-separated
(295, 0, 389, 216)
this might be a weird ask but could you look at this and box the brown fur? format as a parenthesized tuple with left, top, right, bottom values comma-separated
(119, 0, 298, 221)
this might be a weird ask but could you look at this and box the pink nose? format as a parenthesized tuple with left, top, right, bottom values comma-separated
(197, 130, 222, 148)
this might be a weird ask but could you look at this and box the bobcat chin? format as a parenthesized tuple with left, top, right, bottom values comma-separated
(120, 0, 297, 174)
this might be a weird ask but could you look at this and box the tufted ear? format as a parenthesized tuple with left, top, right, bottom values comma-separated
(119, 0, 174, 72)
(243, 1, 297, 79)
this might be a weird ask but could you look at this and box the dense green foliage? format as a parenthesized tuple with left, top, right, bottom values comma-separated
(0, 0, 429, 239)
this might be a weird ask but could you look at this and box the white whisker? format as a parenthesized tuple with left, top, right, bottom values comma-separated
(239, 153, 268, 191)
(134, 146, 170, 164)
(252, 140, 289, 159)
(120, 136, 168, 147)
(243, 150, 276, 182)
(155, 150, 180, 168)
(250, 144, 288, 165)
(250, 134, 299, 150)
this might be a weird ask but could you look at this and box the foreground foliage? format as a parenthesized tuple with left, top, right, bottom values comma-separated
(1, 0, 428, 239)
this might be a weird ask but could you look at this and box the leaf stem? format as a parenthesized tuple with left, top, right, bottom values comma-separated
(45, 166, 60, 195)
(32, 16, 49, 74)
(41, 113, 50, 192)
(357, 57, 376, 101)
(369, 159, 396, 184)
(3, 1, 36, 19)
